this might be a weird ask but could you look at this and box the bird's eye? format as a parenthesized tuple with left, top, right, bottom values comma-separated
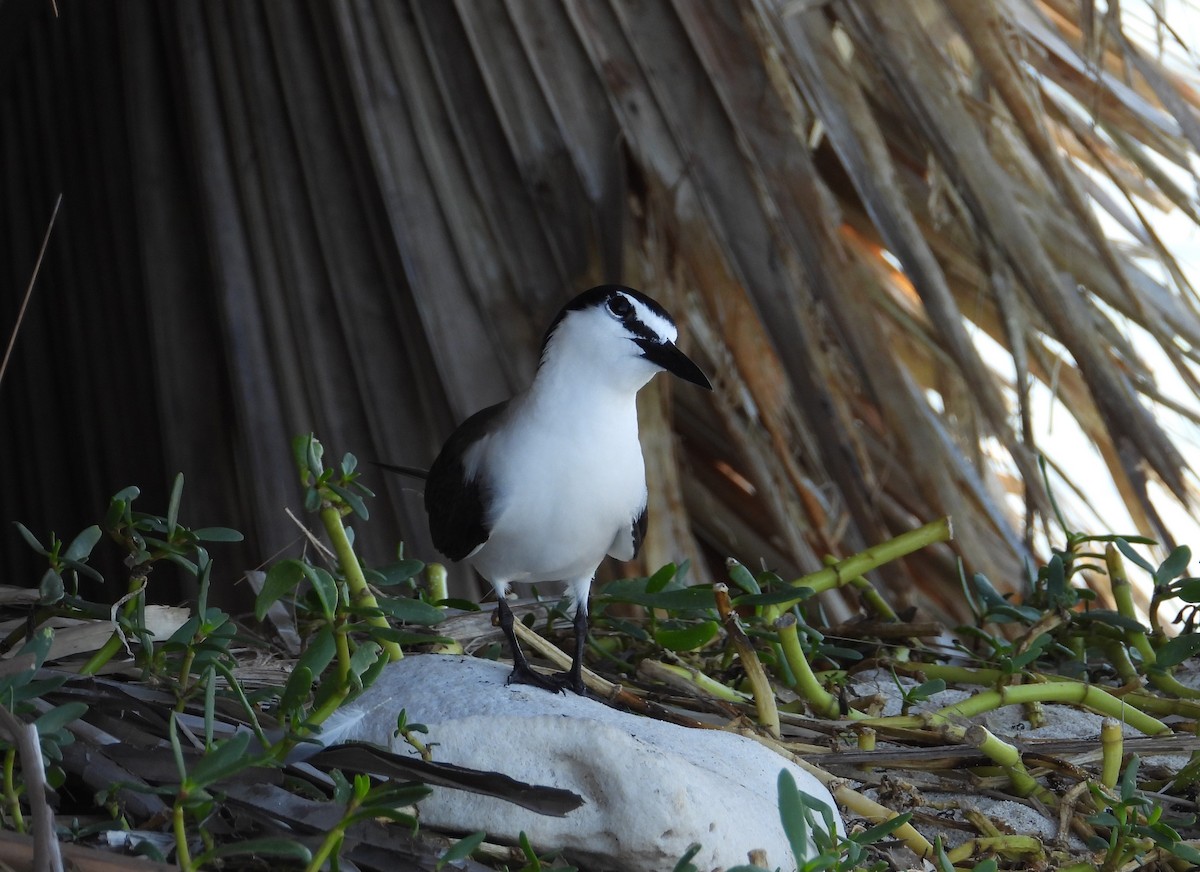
(608, 295, 633, 318)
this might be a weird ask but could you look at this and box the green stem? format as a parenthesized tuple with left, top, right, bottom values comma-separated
(790, 518, 952, 597)
(3, 748, 24, 833)
(1106, 545, 1156, 665)
(318, 504, 403, 663)
(306, 823, 347, 872)
(820, 555, 901, 621)
(212, 661, 271, 750)
(1100, 717, 1123, 789)
(1148, 668, 1200, 699)
(335, 624, 352, 686)
(173, 801, 193, 872)
(1126, 690, 1200, 718)
(863, 681, 1169, 736)
(850, 576, 900, 621)
(398, 726, 432, 762)
(175, 647, 197, 708)
(1103, 640, 1139, 684)
(79, 574, 148, 676)
(78, 632, 124, 677)
(961, 724, 1055, 805)
(889, 660, 1002, 686)
(307, 684, 352, 730)
(945, 836, 1045, 865)
(775, 612, 847, 719)
(1148, 586, 1165, 637)
(428, 563, 449, 603)
(890, 661, 1200, 719)
(641, 659, 751, 704)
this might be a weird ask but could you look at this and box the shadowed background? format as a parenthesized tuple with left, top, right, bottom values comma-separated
(3, 0, 1198, 619)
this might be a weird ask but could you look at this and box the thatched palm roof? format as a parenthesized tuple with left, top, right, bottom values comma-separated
(1, 1, 1197, 620)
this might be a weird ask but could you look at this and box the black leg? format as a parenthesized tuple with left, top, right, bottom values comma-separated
(496, 597, 564, 694)
(565, 605, 588, 696)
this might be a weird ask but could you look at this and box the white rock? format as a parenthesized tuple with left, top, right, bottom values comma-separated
(318, 654, 842, 871)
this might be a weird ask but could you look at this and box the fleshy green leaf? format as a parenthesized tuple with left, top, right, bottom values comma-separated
(166, 615, 202, 648)
(1044, 554, 1065, 599)
(296, 624, 337, 679)
(305, 565, 339, 619)
(17, 628, 54, 670)
(348, 641, 382, 685)
(599, 580, 716, 612)
(166, 473, 184, 539)
(163, 551, 199, 576)
(38, 568, 64, 605)
(33, 702, 87, 735)
(645, 563, 678, 593)
(777, 769, 813, 863)
(1116, 538, 1156, 574)
(1170, 842, 1200, 864)
(104, 498, 127, 531)
(732, 587, 815, 607)
(373, 559, 425, 586)
(12, 522, 47, 555)
(435, 597, 480, 611)
(1155, 545, 1192, 586)
(671, 843, 703, 872)
(256, 559, 308, 621)
(373, 596, 444, 626)
(654, 620, 720, 651)
(852, 811, 912, 845)
(186, 732, 254, 790)
(1078, 610, 1151, 633)
(111, 485, 141, 503)
(910, 679, 946, 699)
(328, 481, 368, 520)
(193, 527, 244, 542)
(440, 831, 488, 867)
(726, 559, 761, 595)
(369, 627, 450, 646)
(278, 666, 314, 716)
(1156, 634, 1200, 669)
(62, 525, 102, 562)
(1169, 578, 1200, 603)
(1119, 755, 1141, 803)
(199, 838, 312, 863)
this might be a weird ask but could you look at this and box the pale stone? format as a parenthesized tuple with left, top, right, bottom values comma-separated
(317, 654, 842, 872)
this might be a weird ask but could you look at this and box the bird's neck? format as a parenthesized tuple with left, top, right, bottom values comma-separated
(524, 352, 645, 429)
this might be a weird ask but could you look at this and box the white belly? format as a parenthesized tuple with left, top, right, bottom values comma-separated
(468, 397, 647, 586)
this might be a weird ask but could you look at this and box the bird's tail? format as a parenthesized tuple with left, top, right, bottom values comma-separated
(371, 460, 429, 480)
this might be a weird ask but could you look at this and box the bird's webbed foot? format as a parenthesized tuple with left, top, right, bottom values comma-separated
(505, 663, 588, 696)
(506, 662, 568, 694)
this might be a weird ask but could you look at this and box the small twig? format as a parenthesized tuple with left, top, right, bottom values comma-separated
(715, 583, 780, 737)
(0, 704, 64, 872)
(507, 618, 707, 725)
(0, 194, 61, 390)
(283, 507, 337, 563)
(637, 658, 751, 707)
(736, 728, 936, 860)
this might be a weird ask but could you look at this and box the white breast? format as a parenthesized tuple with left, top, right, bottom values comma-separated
(466, 389, 647, 586)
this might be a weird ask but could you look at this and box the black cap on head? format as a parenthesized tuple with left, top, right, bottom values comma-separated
(540, 285, 674, 355)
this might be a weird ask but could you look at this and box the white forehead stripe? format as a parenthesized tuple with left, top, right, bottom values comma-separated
(625, 295, 679, 343)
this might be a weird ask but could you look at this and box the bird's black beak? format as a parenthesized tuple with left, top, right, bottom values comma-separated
(634, 338, 713, 390)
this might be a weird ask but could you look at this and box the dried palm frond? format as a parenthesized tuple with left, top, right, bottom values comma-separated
(1, 1, 1197, 625)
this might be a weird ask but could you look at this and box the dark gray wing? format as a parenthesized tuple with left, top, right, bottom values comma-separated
(425, 401, 507, 561)
(609, 503, 648, 561)
(631, 505, 647, 557)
